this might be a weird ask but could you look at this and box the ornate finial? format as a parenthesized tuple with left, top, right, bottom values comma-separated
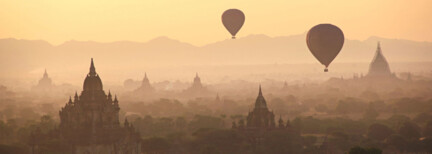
(43, 69, 48, 78)
(258, 84, 262, 96)
(143, 73, 149, 83)
(108, 90, 112, 101)
(114, 95, 118, 103)
(196, 72, 199, 78)
(74, 91, 79, 101)
(68, 96, 72, 104)
(89, 58, 96, 76)
(377, 41, 382, 53)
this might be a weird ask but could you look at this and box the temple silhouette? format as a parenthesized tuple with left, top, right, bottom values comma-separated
(31, 69, 54, 92)
(31, 59, 141, 154)
(366, 42, 395, 78)
(182, 73, 211, 97)
(191, 73, 203, 90)
(134, 73, 155, 93)
(233, 85, 290, 130)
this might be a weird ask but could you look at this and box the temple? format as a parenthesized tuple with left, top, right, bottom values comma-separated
(191, 73, 203, 89)
(32, 69, 54, 91)
(245, 85, 276, 129)
(183, 73, 210, 96)
(234, 85, 290, 130)
(282, 81, 289, 90)
(33, 59, 141, 154)
(134, 73, 155, 93)
(367, 42, 394, 78)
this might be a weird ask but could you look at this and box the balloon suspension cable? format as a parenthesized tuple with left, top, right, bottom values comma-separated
(232, 36, 236, 39)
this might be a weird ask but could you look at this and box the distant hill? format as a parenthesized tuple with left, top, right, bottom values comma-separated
(0, 34, 431, 78)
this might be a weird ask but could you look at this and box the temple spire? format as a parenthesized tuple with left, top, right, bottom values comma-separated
(89, 58, 96, 76)
(377, 41, 381, 51)
(367, 41, 392, 77)
(108, 90, 112, 101)
(254, 85, 267, 109)
(258, 84, 262, 96)
(74, 91, 79, 102)
(215, 93, 220, 102)
(143, 72, 149, 83)
(43, 69, 48, 78)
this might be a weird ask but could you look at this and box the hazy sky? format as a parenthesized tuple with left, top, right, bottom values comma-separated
(0, 0, 431, 46)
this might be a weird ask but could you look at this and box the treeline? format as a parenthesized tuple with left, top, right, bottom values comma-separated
(1, 112, 432, 153)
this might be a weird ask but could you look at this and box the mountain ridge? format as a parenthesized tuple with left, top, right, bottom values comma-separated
(0, 34, 431, 77)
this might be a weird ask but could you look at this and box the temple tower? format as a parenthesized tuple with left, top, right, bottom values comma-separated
(57, 58, 141, 154)
(135, 72, 155, 92)
(367, 42, 392, 78)
(245, 85, 276, 129)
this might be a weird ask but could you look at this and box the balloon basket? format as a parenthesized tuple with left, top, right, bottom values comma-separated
(324, 68, 328, 72)
(232, 36, 236, 39)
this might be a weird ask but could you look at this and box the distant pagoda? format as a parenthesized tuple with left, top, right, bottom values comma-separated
(282, 81, 289, 90)
(33, 59, 141, 154)
(367, 42, 394, 78)
(32, 69, 54, 91)
(233, 85, 290, 130)
(191, 73, 203, 89)
(134, 73, 155, 92)
(183, 73, 209, 96)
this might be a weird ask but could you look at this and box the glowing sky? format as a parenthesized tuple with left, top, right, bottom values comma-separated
(0, 0, 431, 45)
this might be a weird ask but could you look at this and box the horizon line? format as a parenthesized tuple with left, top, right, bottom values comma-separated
(1, 33, 430, 47)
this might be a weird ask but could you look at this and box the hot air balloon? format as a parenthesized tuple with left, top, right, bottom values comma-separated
(222, 9, 245, 39)
(306, 24, 344, 72)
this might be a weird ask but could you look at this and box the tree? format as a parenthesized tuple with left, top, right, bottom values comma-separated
(386, 134, 406, 152)
(141, 137, 172, 154)
(259, 130, 302, 154)
(387, 114, 410, 128)
(363, 107, 379, 120)
(314, 104, 329, 113)
(0, 144, 27, 154)
(190, 129, 247, 154)
(423, 120, 432, 137)
(422, 137, 432, 153)
(349, 146, 382, 154)
(175, 117, 187, 130)
(188, 115, 224, 131)
(399, 122, 421, 140)
(367, 123, 394, 141)
(39, 115, 56, 133)
(413, 112, 432, 124)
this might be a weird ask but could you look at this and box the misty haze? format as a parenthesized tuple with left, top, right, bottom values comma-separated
(1, 1, 432, 154)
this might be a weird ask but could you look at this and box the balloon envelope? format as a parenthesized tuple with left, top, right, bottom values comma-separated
(306, 24, 344, 72)
(222, 9, 245, 39)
